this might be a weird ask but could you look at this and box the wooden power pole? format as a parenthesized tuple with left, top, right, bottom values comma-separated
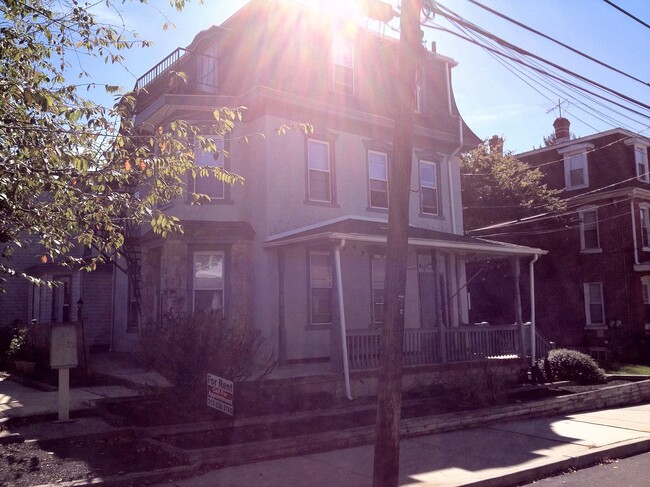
(372, 1, 423, 486)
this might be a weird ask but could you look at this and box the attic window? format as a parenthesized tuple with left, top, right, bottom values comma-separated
(332, 37, 355, 95)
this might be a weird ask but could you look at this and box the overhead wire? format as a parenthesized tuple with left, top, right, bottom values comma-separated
(602, 0, 650, 30)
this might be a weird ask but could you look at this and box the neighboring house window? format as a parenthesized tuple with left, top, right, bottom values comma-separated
(371, 255, 386, 325)
(332, 37, 354, 95)
(419, 160, 438, 215)
(415, 67, 423, 113)
(578, 207, 600, 251)
(368, 150, 389, 209)
(309, 251, 332, 325)
(641, 205, 650, 250)
(564, 152, 588, 190)
(584, 282, 605, 327)
(193, 251, 224, 313)
(307, 139, 332, 203)
(193, 136, 225, 200)
(635, 145, 649, 183)
(642, 277, 650, 332)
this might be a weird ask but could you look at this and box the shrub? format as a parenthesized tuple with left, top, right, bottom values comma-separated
(542, 348, 607, 385)
(140, 313, 275, 396)
(442, 363, 514, 409)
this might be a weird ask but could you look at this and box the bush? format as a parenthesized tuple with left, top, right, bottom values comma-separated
(541, 348, 607, 385)
(140, 313, 275, 395)
(442, 363, 514, 409)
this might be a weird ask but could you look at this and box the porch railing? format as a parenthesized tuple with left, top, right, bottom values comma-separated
(347, 325, 526, 371)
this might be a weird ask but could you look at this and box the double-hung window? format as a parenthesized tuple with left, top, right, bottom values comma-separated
(564, 152, 588, 190)
(635, 145, 649, 183)
(578, 207, 600, 251)
(309, 251, 332, 325)
(307, 139, 332, 203)
(371, 255, 386, 325)
(641, 205, 650, 250)
(368, 150, 388, 209)
(584, 282, 605, 328)
(332, 37, 354, 95)
(193, 251, 224, 313)
(419, 160, 439, 215)
(193, 136, 225, 200)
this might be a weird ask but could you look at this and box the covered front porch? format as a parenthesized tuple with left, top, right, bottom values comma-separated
(265, 217, 547, 376)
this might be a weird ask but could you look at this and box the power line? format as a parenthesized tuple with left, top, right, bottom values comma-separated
(432, 2, 650, 114)
(602, 0, 650, 30)
(465, 0, 649, 87)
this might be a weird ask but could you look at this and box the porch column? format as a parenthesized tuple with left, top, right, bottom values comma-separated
(512, 257, 525, 357)
(449, 253, 460, 327)
(278, 249, 287, 366)
(530, 255, 539, 366)
(329, 246, 343, 373)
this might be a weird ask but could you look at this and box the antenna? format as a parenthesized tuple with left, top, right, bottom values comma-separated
(546, 98, 569, 118)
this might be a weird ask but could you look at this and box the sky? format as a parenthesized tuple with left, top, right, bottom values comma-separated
(86, 0, 649, 154)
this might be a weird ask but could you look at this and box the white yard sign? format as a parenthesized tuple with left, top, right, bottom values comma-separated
(207, 373, 234, 416)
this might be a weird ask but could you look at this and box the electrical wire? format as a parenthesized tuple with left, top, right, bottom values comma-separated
(602, 0, 650, 30)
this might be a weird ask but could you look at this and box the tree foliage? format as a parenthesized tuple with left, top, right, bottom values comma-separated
(0, 0, 310, 286)
(460, 138, 565, 231)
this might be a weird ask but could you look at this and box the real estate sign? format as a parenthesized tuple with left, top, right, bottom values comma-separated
(207, 373, 234, 416)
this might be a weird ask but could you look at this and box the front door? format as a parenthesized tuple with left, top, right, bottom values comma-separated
(417, 253, 437, 328)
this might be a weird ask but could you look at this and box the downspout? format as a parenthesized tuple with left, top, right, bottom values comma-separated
(631, 201, 640, 265)
(334, 239, 353, 400)
(529, 254, 539, 366)
(446, 61, 463, 236)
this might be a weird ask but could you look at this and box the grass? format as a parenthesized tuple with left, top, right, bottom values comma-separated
(606, 363, 650, 375)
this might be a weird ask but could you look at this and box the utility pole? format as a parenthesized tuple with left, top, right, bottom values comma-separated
(372, 1, 423, 486)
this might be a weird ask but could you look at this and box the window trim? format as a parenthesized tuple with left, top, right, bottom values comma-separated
(640, 204, 650, 251)
(419, 159, 439, 216)
(190, 135, 228, 203)
(308, 250, 333, 327)
(635, 145, 650, 183)
(191, 250, 226, 314)
(563, 151, 589, 190)
(332, 37, 355, 95)
(306, 138, 334, 204)
(578, 206, 601, 253)
(367, 149, 389, 210)
(584, 282, 605, 328)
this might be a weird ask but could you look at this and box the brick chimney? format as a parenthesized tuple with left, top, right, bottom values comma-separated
(488, 135, 503, 154)
(553, 117, 571, 143)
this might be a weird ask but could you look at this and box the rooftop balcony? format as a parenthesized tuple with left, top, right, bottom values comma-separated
(135, 48, 219, 115)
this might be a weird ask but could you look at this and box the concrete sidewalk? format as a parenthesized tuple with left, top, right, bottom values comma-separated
(153, 403, 650, 487)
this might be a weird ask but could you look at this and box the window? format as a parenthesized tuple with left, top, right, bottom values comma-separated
(635, 145, 649, 183)
(641, 205, 650, 250)
(415, 67, 423, 113)
(419, 160, 438, 215)
(332, 37, 354, 95)
(578, 207, 600, 251)
(368, 150, 388, 209)
(52, 275, 72, 322)
(584, 282, 605, 327)
(642, 277, 650, 331)
(196, 54, 218, 93)
(309, 251, 332, 325)
(307, 139, 332, 203)
(371, 255, 386, 325)
(193, 251, 224, 313)
(564, 152, 588, 190)
(193, 136, 225, 200)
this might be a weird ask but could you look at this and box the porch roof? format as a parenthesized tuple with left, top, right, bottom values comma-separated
(264, 217, 546, 257)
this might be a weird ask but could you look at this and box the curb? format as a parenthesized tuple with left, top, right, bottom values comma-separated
(458, 437, 650, 487)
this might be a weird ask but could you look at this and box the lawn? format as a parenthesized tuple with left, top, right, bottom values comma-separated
(606, 363, 650, 375)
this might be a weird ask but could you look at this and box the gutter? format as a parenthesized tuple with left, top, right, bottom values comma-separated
(334, 239, 353, 400)
(446, 61, 463, 235)
(631, 200, 640, 265)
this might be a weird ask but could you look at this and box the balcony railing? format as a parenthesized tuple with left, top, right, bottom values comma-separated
(135, 47, 219, 114)
(346, 324, 536, 371)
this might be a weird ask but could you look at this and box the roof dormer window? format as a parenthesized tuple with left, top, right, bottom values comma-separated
(332, 37, 355, 95)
